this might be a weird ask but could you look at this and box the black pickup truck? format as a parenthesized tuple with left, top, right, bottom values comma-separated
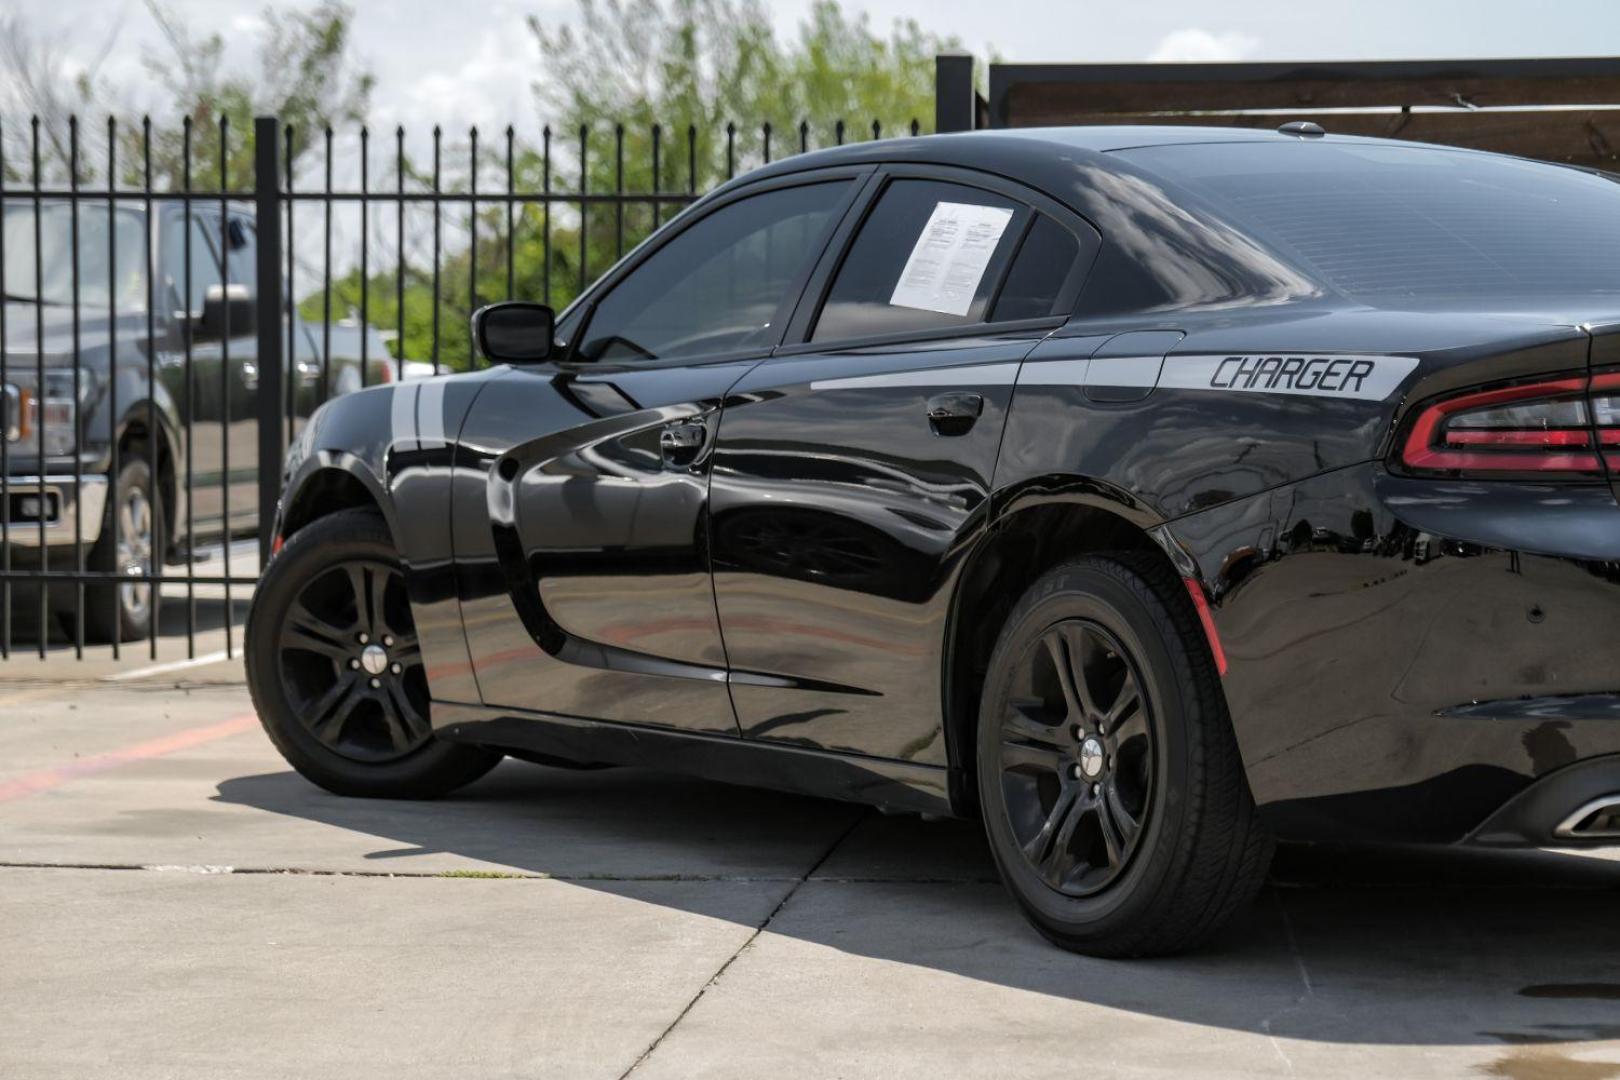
(2, 197, 384, 641)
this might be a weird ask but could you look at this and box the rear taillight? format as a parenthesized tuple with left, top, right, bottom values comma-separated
(1400, 376, 1606, 476)
(1586, 373, 1620, 469)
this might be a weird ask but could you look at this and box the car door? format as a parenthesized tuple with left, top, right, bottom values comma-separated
(709, 167, 1099, 762)
(456, 170, 867, 733)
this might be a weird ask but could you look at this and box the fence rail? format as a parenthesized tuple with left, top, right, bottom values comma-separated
(0, 108, 928, 662)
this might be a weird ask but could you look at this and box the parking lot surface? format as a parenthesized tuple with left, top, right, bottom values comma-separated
(3, 661, 1619, 1079)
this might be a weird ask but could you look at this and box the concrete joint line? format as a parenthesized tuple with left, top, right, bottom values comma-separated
(616, 809, 870, 1080)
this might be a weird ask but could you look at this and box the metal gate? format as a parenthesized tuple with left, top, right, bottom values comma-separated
(0, 108, 925, 661)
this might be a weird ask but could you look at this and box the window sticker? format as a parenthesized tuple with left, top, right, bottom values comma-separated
(889, 201, 1014, 317)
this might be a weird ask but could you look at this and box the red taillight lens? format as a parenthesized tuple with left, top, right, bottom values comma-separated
(1400, 376, 1604, 475)
(1586, 372, 1620, 467)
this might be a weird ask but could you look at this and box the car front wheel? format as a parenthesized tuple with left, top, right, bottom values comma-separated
(977, 553, 1273, 957)
(245, 507, 501, 798)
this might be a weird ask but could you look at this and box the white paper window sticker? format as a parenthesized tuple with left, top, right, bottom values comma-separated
(889, 201, 1015, 317)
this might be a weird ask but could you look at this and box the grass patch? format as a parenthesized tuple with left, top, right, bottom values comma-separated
(437, 869, 528, 879)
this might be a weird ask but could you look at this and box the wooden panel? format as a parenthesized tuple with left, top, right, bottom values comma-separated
(1002, 107, 1620, 168)
(992, 58, 1620, 119)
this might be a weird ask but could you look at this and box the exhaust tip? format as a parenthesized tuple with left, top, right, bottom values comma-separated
(1553, 795, 1620, 840)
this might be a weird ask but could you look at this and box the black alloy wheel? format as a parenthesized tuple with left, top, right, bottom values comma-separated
(999, 619, 1154, 896)
(277, 558, 430, 762)
(246, 507, 500, 799)
(977, 553, 1273, 957)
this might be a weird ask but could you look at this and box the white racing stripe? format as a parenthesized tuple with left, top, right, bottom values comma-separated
(387, 379, 449, 450)
(417, 380, 447, 446)
(809, 362, 1020, 391)
(1018, 355, 1165, 387)
(389, 382, 418, 448)
(1015, 357, 1091, 386)
(1019, 352, 1420, 402)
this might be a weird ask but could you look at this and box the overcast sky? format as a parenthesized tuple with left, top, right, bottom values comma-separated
(13, 0, 1620, 134)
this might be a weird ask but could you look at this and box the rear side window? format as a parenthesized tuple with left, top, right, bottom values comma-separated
(576, 180, 848, 363)
(813, 180, 1028, 342)
(992, 216, 1082, 322)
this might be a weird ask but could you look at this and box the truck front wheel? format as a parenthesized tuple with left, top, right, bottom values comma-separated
(80, 457, 162, 643)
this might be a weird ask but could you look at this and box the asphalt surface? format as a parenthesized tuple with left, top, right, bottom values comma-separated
(2, 659, 1619, 1079)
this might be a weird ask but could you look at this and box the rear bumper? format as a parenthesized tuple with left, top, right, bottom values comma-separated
(1, 474, 108, 550)
(1467, 754, 1620, 846)
(1172, 462, 1620, 846)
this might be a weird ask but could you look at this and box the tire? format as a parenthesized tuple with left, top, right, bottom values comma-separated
(976, 552, 1273, 957)
(81, 457, 163, 643)
(245, 507, 501, 799)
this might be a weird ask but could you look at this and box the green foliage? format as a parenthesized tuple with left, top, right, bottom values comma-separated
(0, 1, 370, 187)
(338, 0, 959, 371)
(134, 0, 372, 190)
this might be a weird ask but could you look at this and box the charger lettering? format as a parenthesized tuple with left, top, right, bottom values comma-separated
(1210, 356, 1376, 395)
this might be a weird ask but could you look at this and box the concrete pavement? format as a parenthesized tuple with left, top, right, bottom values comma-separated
(2, 671, 1619, 1079)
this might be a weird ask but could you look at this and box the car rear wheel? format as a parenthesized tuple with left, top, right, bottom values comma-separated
(977, 552, 1272, 957)
(245, 507, 501, 798)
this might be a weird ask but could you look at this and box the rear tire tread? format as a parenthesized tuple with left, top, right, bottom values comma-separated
(982, 551, 1272, 957)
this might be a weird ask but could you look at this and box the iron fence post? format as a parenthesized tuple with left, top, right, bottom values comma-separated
(935, 53, 976, 134)
(254, 116, 286, 568)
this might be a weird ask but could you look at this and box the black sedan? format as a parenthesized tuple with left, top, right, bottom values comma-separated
(245, 125, 1620, 956)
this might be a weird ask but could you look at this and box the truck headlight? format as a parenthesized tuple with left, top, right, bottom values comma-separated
(4, 367, 94, 458)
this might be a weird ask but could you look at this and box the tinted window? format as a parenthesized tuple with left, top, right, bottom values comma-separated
(813, 180, 1026, 342)
(991, 215, 1082, 322)
(1119, 142, 1620, 303)
(576, 181, 847, 363)
(161, 212, 221, 314)
(225, 217, 256, 296)
(2, 202, 147, 310)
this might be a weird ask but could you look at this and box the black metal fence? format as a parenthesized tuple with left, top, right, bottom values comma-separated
(0, 106, 933, 662)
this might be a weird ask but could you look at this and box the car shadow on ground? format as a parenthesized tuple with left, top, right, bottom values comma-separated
(3, 592, 250, 651)
(215, 759, 1620, 1057)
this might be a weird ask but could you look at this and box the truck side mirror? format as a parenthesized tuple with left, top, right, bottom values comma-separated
(473, 301, 554, 364)
(198, 283, 256, 340)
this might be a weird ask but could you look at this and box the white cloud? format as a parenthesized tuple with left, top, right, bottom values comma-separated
(1146, 28, 1261, 63)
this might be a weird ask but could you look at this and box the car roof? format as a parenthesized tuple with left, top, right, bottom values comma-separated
(732, 124, 1489, 193)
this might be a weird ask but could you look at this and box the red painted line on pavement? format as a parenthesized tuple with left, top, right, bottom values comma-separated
(0, 714, 259, 804)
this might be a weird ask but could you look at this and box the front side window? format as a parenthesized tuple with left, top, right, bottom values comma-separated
(161, 212, 223, 315)
(575, 181, 849, 363)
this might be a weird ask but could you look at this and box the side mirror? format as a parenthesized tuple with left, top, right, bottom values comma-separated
(473, 301, 554, 364)
(199, 283, 255, 340)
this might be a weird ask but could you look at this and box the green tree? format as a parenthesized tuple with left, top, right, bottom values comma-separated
(331, 0, 960, 372)
(136, 0, 372, 190)
(0, 0, 369, 186)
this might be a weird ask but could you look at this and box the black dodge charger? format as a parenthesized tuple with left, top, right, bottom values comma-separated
(245, 125, 1620, 956)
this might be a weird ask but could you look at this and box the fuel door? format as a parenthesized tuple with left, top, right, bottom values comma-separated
(1084, 330, 1186, 404)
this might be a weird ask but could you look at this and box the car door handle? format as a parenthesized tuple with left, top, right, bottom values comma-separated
(926, 391, 983, 436)
(660, 419, 708, 466)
